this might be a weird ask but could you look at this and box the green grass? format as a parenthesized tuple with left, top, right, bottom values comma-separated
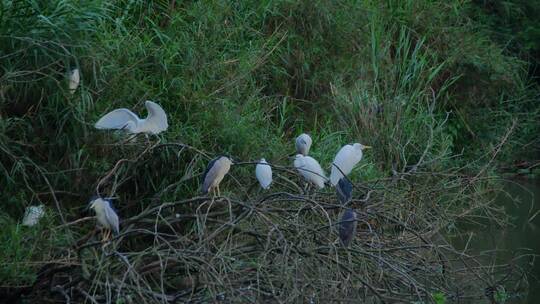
(0, 0, 538, 297)
(0, 210, 68, 286)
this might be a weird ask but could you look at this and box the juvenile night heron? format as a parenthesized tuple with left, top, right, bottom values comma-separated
(336, 177, 352, 205)
(255, 158, 272, 189)
(339, 208, 357, 247)
(330, 143, 371, 186)
(202, 156, 232, 197)
(295, 133, 312, 156)
(68, 68, 80, 94)
(293, 154, 326, 189)
(95, 100, 168, 135)
(22, 205, 45, 227)
(89, 197, 120, 241)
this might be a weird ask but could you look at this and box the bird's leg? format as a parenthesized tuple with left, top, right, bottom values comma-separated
(302, 183, 308, 195)
(217, 185, 221, 198)
(122, 133, 138, 145)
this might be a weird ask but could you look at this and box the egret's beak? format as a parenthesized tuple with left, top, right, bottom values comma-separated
(363, 145, 372, 149)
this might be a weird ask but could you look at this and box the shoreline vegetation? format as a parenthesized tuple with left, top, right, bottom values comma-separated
(1, 1, 539, 303)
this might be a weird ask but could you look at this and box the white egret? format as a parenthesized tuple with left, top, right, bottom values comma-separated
(255, 158, 272, 189)
(22, 205, 45, 227)
(95, 100, 168, 135)
(295, 133, 312, 156)
(293, 154, 326, 189)
(69, 68, 80, 94)
(329, 143, 371, 186)
(339, 208, 357, 247)
(202, 156, 233, 197)
(89, 197, 120, 241)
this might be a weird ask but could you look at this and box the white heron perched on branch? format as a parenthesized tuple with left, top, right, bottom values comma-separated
(329, 143, 371, 186)
(255, 158, 272, 189)
(293, 154, 326, 189)
(295, 133, 312, 156)
(89, 197, 120, 242)
(202, 156, 233, 197)
(94, 100, 168, 135)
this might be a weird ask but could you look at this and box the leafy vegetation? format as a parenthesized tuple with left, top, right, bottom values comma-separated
(0, 0, 538, 302)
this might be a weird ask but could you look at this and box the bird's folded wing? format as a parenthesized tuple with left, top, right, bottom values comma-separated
(104, 203, 120, 234)
(95, 108, 139, 130)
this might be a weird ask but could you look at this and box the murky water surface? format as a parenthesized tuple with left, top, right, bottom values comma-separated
(449, 179, 540, 303)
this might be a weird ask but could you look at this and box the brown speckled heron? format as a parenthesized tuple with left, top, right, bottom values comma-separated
(339, 208, 357, 247)
(201, 156, 232, 197)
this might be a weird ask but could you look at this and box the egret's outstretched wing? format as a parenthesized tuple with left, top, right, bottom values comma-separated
(145, 101, 168, 132)
(104, 202, 120, 235)
(330, 145, 359, 185)
(95, 108, 140, 130)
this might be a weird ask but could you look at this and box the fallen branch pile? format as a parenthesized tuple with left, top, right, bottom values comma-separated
(9, 140, 529, 303)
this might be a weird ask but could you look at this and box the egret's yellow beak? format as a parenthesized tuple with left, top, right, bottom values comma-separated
(363, 145, 372, 149)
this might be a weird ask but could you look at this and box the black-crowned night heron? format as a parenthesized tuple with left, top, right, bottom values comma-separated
(68, 68, 80, 94)
(295, 133, 312, 156)
(89, 197, 120, 241)
(339, 208, 357, 247)
(336, 177, 352, 204)
(255, 158, 272, 189)
(95, 101, 168, 134)
(293, 154, 326, 189)
(202, 156, 232, 197)
(330, 143, 371, 186)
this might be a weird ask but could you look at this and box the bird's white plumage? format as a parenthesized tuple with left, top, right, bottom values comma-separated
(90, 198, 120, 234)
(22, 205, 45, 226)
(95, 101, 168, 134)
(255, 158, 272, 189)
(295, 133, 312, 156)
(330, 143, 366, 185)
(69, 68, 80, 94)
(294, 154, 326, 189)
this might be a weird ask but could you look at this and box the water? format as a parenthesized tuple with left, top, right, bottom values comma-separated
(450, 179, 540, 303)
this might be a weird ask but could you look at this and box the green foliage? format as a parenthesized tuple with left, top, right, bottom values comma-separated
(0, 210, 68, 285)
(432, 292, 447, 304)
(495, 285, 509, 303)
(471, 0, 540, 55)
